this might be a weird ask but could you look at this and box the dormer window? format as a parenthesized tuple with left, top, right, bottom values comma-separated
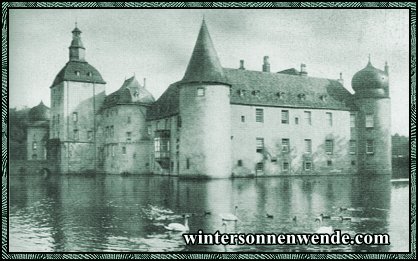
(87, 72, 92, 77)
(320, 95, 328, 102)
(75, 71, 80, 76)
(252, 90, 260, 96)
(238, 90, 246, 96)
(298, 93, 306, 100)
(277, 92, 285, 99)
(133, 91, 139, 98)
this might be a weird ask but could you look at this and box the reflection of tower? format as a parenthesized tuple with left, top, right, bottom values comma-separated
(178, 19, 231, 178)
(352, 58, 391, 174)
(49, 25, 106, 174)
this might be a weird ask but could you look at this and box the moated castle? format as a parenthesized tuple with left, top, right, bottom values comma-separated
(25, 20, 392, 177)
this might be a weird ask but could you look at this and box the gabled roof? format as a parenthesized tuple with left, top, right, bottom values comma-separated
(147, 69, 355, 121)
(146, 82, 180, 121)
(180, 19, 228, 85)
(51, 61, 106, 87)
(100, 76, 155, 111)
(226, 68, 353, 110)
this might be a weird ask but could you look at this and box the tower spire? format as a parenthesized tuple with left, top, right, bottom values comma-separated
(181, 19, 228, 85)
(69, 24, 86, 61)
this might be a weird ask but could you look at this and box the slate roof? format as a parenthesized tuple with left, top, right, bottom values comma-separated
(226, 68, 353, 110)
(52, 61, 106, 86)
(180, 19, 228, 85)
(28, 101, 50, 122)
(147, 69, 354, 121)
(100, 76, 155, 112)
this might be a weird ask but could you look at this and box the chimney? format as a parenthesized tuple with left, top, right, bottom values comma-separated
(338, 72, 344, 85)
(262, 56, 270, 72)
(239, 60, 245, 70)
(143, 78, 146, 88)
(300, 63, 307, 76)
(384, 61, 389, 75)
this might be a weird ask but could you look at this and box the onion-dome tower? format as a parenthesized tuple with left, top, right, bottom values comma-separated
(352, 57, 391, 175)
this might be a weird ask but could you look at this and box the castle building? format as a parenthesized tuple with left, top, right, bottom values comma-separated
(27, 101, 50, 160)
(26, 20, 392, 177)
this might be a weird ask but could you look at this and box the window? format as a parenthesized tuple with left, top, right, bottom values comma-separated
(147, 125, 152, 135)
(241, 116, 245, 122)
(186, 158, 190, 169)
(327, 160, 332, 166)
(112, 144, 115, 157)
(177, 116, 182, 128)
(127, 116, 131, 124)
(87, 72, 92, 77)
(75, 71, 80, 76)
(350, 140, 356, 154)
(73, 129, 79, 140)
(32, 142, 37, 150)
(154, 135, 170, 159)
(282, 138, 290, 152)
(350, 113, 356, 128)
(57, 114, 60, 125)
(351, 160, 356, 166)
(304, 161, 312, 171)
(325, 139, 334, 154)
(197, 87, 205, 96)
(126, 132, 132, 142)
(256, 162, 264, 171)
(304, 139, 312, 153)
(281, 110, 289, 124)
(282, 162, 289, 171)
(122, 146, 126, 155)
(237, 160, 243, 166)
(326, 112, 333, 126)
(295, 117, 299, 125)
(256, 108, 264, 123)
(87, 130, 93, 140)
(256, 138, 264, 153)
(304, 111, 312, 125)
(366, 114, 374, 128)
(366, 140, 374, 154)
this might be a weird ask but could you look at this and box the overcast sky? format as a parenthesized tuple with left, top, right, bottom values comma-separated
(9, 9, 409, 135)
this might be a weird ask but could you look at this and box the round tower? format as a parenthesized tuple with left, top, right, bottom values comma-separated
(352, 58, 391, 175)
(178, 19, 231, 178)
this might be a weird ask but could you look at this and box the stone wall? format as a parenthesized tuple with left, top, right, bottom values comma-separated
(231, 105, 355, 176)
(355, 98, 391, 174)
(178, 83, 231, 178)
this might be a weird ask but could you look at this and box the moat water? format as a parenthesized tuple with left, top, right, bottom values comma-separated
(9, 172, 409, 252)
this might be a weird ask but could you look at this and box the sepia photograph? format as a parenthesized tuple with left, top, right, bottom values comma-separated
(5, 3, 414, 257)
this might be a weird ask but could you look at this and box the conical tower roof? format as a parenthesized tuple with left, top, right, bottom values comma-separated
(181, 19, 228, 85)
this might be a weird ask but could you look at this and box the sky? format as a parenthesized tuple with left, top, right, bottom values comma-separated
(9, 9, 410, 136)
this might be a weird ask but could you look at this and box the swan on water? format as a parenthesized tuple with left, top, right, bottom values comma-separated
(164, 215, 190, 232)
(314, 216, 333, 234)
(220, 206, 238, 221)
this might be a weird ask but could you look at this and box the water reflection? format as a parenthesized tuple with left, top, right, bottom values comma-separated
(10, 173, 409, 252)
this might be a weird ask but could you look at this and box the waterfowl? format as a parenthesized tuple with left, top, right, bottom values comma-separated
(220, 206, 238, 221)
(315, 218, 333, 234)
(164, 215, 189, 232)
